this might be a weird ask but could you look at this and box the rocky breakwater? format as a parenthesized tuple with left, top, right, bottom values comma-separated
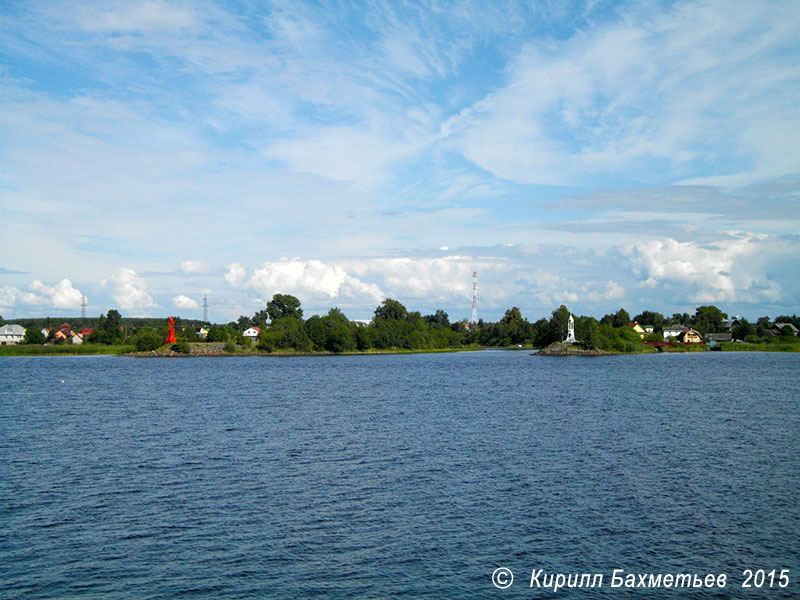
(132, 342, 231, 357)
(535, 342, 611, 356)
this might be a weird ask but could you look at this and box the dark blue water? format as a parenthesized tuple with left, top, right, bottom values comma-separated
(1, 351, 798, 598)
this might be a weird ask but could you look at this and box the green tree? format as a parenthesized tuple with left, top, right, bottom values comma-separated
(87, 310, 123, 344)
(601, 308, 631, 328)
(304, 315, 327, 350)
(731, 319, 755, 341)
(24, 327, 46, 344)
(105, 309, 123, 341)
(423, 310, 450, 327)
(692, 305, 727, 335)
(575, 317, 600, 349)
(258, 317, 312, 352)
(633, 310, 665, 330)
(671, 312, 692, 326)
(266, 294, 303, 321)
(497, 307, 530, 345)
(531, 318, 551, 348)
(251, 309, 269, 329)
(547, 305, 571, 345)
(320, 308, 355, 352)
(755, 316, 773, 336)
(352, 323, 375, 351)
(134, 329, 163, 351)
(206, 324, 229, 342)
(173, 340, 191, 354)
(374, 298, 408, 321)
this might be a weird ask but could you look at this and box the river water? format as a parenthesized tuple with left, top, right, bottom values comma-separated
(1, 351, 798, 598)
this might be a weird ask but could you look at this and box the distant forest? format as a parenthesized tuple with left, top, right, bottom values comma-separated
(4, 295, 799, 354)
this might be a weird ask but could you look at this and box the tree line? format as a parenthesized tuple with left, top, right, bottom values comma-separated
(5, 299, 798, 353)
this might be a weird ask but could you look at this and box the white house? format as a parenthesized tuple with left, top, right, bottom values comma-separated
(0, 324, 25, 345)
(243, 326, 261, 340)
(662, 325, 687, 340)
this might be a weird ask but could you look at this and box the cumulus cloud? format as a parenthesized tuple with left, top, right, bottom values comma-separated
(225, 262, 247, 287)
(103, 268, 156, 309)
(345, 256, 475, 301)
(172, 294, 199, 310)
(241, 259, 384, 304)
(28, 279, 85, 309)
(180, 260, 207, 274)
(626, 234, 783, 303)
(0, 286, 40, 309)
(227, 255, 519, 316)
(0, 279, 84, 310)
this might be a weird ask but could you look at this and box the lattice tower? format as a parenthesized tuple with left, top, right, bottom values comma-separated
(470, 271, 478, 324)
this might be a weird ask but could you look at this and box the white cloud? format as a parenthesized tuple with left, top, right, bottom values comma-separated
(28, 278, 85, 309)
(626, 234, 783, 303)
(345, 256, 475, 301)
(72, 1, 202, 33)
(444, 0, 800, 186)
(225, 262, 247, 287)
(180, 260, 207, 274)
(262, 126, 424, 185)
(0, 279, 85, 312)
(103, 268, 156, 309)
(242, 259, 384, 305)
(0, 286, 40, 309)
(172, 294, 199, 310)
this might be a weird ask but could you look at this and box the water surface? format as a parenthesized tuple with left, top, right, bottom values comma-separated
(2, 351, 798, 598)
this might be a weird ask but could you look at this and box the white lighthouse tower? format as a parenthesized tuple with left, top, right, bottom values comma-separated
(564, 314, 578, 344)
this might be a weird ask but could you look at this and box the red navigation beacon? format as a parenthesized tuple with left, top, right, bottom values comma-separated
(165, 316, 176, 344)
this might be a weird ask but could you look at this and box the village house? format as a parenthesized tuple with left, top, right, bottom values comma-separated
(662, 325, 687, 340)
(772, 322, 799, 336)
(723, 316, 743, 330)
(196, 326, 209, 340)
(628, 322, 654, 339)
(705, 332, 732, 343)
(0, 324, 25, 345)
(54, 322, 74, 342)
(677, 329, 704, 344)
(243, 326, 261, 341)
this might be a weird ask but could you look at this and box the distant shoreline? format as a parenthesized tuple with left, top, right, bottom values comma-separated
(2, 342, 799, 357)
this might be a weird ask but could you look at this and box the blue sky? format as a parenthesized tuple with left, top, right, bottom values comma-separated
(2, 0, 799, 323)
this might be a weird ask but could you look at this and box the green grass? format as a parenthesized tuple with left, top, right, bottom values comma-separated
(0, 343, 135, 356)
(720, 342, 800, 352)
(658, 344, 707, 352)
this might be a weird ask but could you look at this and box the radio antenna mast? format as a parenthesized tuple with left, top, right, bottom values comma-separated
(470, 271, 478, 325)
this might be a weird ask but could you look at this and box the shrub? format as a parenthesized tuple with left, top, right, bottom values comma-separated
(172, 340, 191, 354)
(135, 329, 163, 352)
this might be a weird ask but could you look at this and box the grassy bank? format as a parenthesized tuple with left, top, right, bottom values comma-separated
(0, 344, 135, 356)
(720, 342, 800, 352)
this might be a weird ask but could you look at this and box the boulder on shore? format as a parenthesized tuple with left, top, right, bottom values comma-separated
(534, 342, 610, 356)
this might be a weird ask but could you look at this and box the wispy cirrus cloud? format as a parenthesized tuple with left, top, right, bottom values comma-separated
(1, 1, 798, 321)
(441, 0, 800, 187)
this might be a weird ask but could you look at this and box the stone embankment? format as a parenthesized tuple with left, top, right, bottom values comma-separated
(534, 342, 611, 356)
(132, 342, 234, 357)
